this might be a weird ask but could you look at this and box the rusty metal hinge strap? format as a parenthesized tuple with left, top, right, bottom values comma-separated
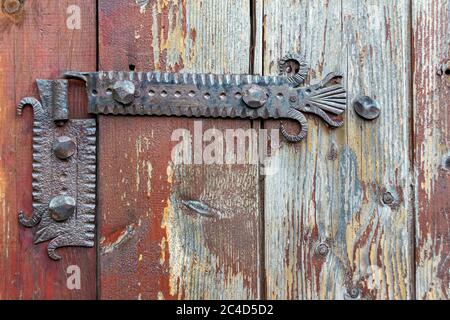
(65, 53, 347, 143)
(17, 53, 347, 261)
(17, 79, 96, 261)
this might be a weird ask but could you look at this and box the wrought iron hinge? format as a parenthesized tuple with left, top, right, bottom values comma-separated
(18, 54, 347, 260)
(18, 80, 96, 260)
(66, 53, 347, 142)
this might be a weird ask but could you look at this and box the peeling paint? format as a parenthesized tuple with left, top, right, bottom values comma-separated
(160, 160, 258, 299)
(135, 0, 149, 14)
(263, 0, 412, 300)
(100, 224, 137, 255)
(0, 170, 7, 260)
(414, 0, 450, 300)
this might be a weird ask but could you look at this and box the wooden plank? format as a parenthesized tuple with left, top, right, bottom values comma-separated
(98, 0, 260, 299)
(0, 0, 96, 299)
(413, 0, 450, 300)
(257, 0, 413, 299)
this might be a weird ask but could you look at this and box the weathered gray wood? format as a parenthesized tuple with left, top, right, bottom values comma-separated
(257, 0, 413, 299)
(98, 0, 260, 299)
(413, 0, 450, 300)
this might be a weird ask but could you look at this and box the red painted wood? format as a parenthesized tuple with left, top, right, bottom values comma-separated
(0, 0, 96, 299)
(413, 0, 450, 299)
(98, 0, 261, 299)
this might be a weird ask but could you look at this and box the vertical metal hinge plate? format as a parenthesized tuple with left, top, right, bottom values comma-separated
(17, 80, 96, 261)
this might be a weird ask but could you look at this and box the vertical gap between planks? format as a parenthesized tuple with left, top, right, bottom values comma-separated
(249, 0, 256, 74)
(95, 0, 101, 301)
(408, 0, 416, 300)
(250, 0, 266, 299)
(12, 0, 18, 298)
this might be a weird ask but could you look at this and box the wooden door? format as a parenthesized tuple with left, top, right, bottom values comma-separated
(0, 0, 449, 300)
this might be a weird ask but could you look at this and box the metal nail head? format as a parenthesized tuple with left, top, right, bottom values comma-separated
(49, 195, 76, 222)
(353, 95, 380, 120)
(112, 80, 136, 105)
(243, 84, 269, 108)
(53, 136, 76, 160)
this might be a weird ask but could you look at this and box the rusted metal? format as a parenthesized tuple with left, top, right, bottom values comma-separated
(344, 287, 361, 300)
(278, 52, 309, 86)
(382, 191, 395, 205)
(444, 156, 450, 170)
(17, 79, 96, 261)
(16, 54, 346, 260)
(353, 95, 381, 120)
(315, 243, 329, 257)
(53, 136, 76, 160)
(437, 61, 450, 76)
(112, 80, 136, 105)
(49, 195, 76, 222)
(65, 54, 347, 143)
(51, 80, 70, 125)
(242, 84, 269, 108)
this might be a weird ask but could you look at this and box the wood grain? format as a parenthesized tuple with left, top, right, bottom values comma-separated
(413, 0, 450, 300)
(0, 0, 447, 301)
(0, 0, 96, 299)
(256, 0, 413, 299)
(98, 0, 261, 299)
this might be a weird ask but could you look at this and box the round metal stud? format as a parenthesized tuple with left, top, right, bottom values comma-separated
(242, 84, 269, 108)
(49, 195, 76, 222)
(112, 80, 136, 105)
(53, 136, 76, 160)
(444, 156, 450, 170)
(316, 243, 329, 257)
(437, 61, 450, 76)
(346, 287, 361, 299)
(382, 192, 395, 205)
(353, 95, 381, 120)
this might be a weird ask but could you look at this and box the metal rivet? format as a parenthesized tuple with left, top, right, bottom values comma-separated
(3, 0, 21, 14)
(438, 61, 450, 76)
(382, 191, 395, 205)
(289, 96, 297, 103)
(49, 195, 76, 222)
(112, 80, 136, 105)
(53, 136, 76, 160)
(242, 84, 269, 108)
(347, 287, 360, 299)
(316, 243, 329, 257)
(353, 95, 380, 120)
(444, 156, 450, 170)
